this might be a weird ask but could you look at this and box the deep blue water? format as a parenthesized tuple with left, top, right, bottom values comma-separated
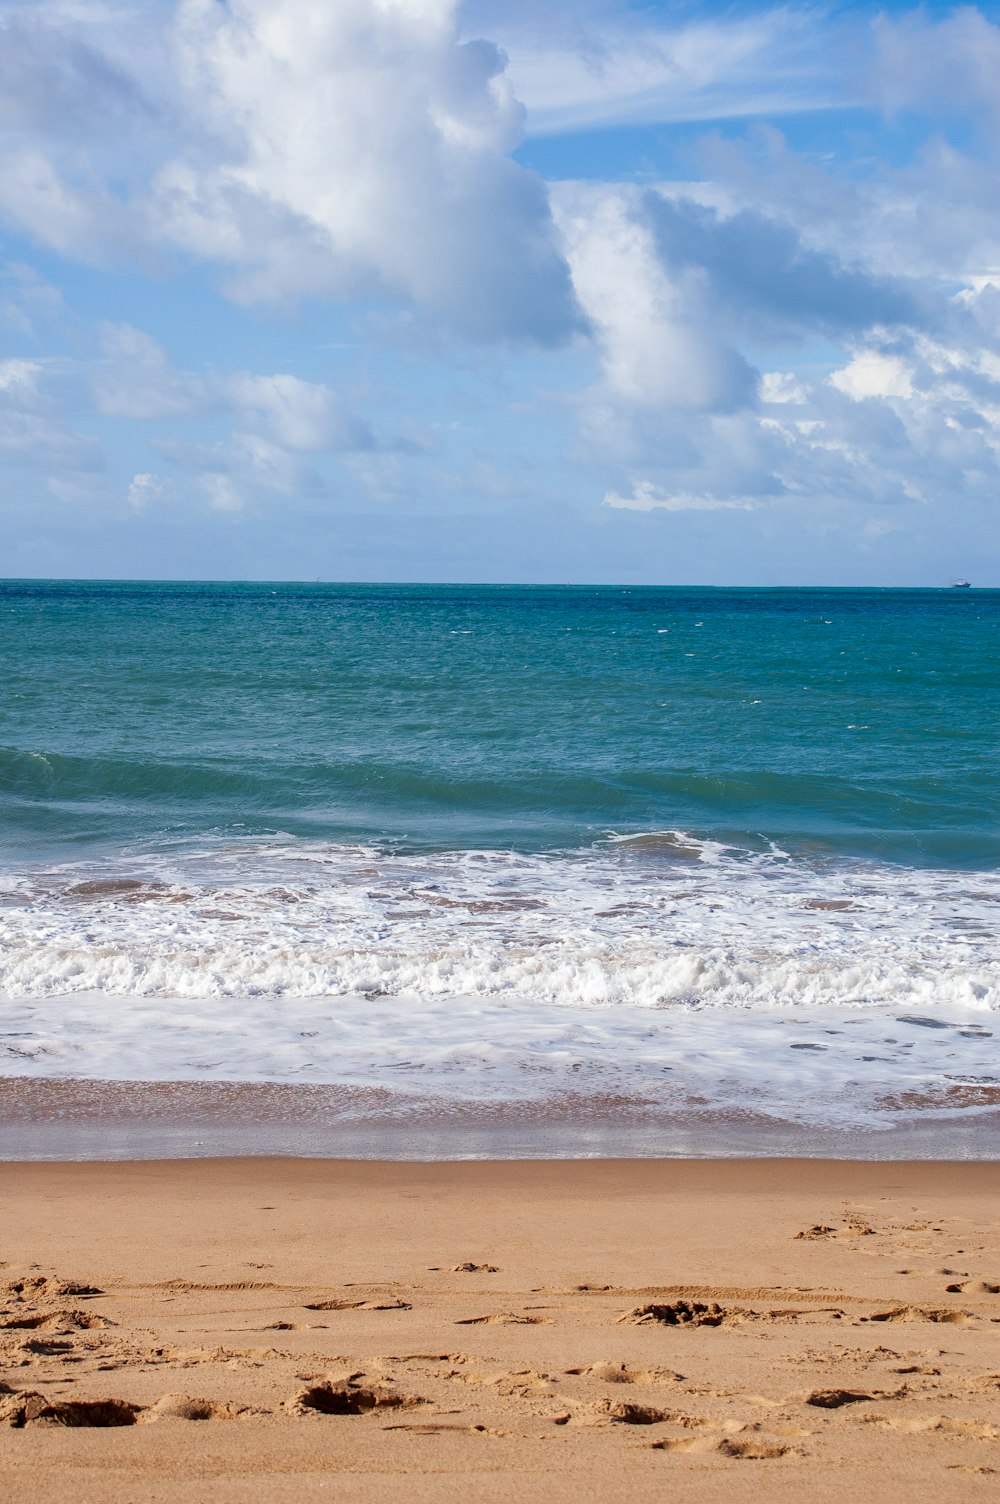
(1, 582, 997, 867)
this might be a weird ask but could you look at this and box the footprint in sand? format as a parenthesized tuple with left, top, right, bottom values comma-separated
(19, 1337, 77, 1356)
(443, 1366, 553, 1397)
(804, 1388, 904, 1408)
(717, 1437, 796, 1459)
(649, 1423, 796, 1457)
(619, 1301, 727, 1327)
(650, 1434, 720, 1455)
(141, 1395, 253, 1422)
(859, 1305, 976, 1325)
(383, 1421, 501, 1435)
(617, 1300, 841, 1327)
(304, 1297, 411, 1312)
(1, 1393, 141, 1428)
(288, 1379, 423, 1416)
(795, 1222, 875, 1240)
(555, 1397, 719, 1431)
(2, 1277, 102, 1301)
(593, 1399, 680, 1425)
(0, 1309, 113, 1332)
(564, 1362, 683, 1385)
(865, 1415, 1000, 1441)
(454, 1313, 552, 1326)
(1, 1387, 256, 1427)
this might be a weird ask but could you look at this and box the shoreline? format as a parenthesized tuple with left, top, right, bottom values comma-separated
(3, 1075, 1000, 1161)
(2, 1156, 998, 1501)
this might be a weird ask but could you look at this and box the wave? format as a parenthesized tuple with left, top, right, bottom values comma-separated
(1, 745, 995, 866)
(2, 836, 997, 1130)
(0, 837, 995, 1009)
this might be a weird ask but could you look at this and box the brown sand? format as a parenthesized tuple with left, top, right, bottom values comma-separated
(1, 1157, 998, 1502)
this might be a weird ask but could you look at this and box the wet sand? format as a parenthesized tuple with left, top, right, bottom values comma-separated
(3, 1075, 1000, 1160)
(2, 1157, 999, 1501)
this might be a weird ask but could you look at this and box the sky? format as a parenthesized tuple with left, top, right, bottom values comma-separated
(1, 0, 1000, 584)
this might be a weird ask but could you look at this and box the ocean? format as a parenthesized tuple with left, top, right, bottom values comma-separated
(1, 581, 998, 1152)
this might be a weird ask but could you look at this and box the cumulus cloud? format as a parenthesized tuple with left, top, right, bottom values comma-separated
(90, 325, 379, 466)
(0, 309, 388, 513)
(227, 373, 375, 453)
(0, 0, 582, 341)
(830, 352, 915, 402)
(0, 0, 164, 265)
(152, 0, 582, 339)
(0, 3, 161, 138)
(740, 312, 1000, 513)
(642, 192, 922, 341)
(153, 429, 330, 513)
(127, 471, 172, 510)
(544, 0, 1000, 535)
(581, 274, 1000, 530)
(554, 183, 754, 412)
(693, 112, 1000, 291)
(0, 1, 999, 572)
(553, 176, 933, 448)
(0, 143, 139, 264)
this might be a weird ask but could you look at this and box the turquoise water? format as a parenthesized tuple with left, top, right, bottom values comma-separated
(2, 582, 997, 865)
(1, 581, 997, 1134)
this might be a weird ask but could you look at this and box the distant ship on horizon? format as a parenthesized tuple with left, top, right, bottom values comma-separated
(950, 579, 972, 588)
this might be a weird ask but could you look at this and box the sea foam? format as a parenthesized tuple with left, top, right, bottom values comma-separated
(1, 837, 996, 1130)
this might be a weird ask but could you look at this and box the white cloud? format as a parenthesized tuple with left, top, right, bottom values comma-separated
(0, 1, 998, 572)
(554, 182, 752, 412)
(0, 310, 395, 516)
(155, 428, 329, 512)
(0, 259, 66, 336)
(227, 372, 374, 452)
(0, 0, 185, 266)
(473, 4, 846, 137)
(0, 353, 102, 471)
(868, 7, 1000, 124)
(199, 471, 242, 513)
(0, 0, 581, 341)
(604, 482, 760, 513)
(0, 141, 142, 265)
(148, 0, 580, 338)
(760, 371, 806, 405)
(0, 355, 43, 395)
(94, 323, 206, 419)
(693, 111, 1000, 291)
(91, 324, 377, 452)
(746, 321, 1000, 510)
(127, 471, 172, 509)
(830, 352, 914, 402)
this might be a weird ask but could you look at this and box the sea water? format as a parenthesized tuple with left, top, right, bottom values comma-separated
(1, 581, 997, 1142)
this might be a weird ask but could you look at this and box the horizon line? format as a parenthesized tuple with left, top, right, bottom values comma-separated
(0, 577, 992, 591)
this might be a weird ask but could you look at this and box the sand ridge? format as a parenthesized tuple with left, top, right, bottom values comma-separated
(0, 1157, 998, 1502)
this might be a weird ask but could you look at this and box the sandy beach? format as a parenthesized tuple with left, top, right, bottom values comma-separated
(1, 1156, 998, 1501)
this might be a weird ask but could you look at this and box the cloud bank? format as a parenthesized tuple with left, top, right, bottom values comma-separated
(0, 0, 997, 580)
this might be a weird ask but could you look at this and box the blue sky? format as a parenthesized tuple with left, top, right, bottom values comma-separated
(1, 0, 999, 583)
